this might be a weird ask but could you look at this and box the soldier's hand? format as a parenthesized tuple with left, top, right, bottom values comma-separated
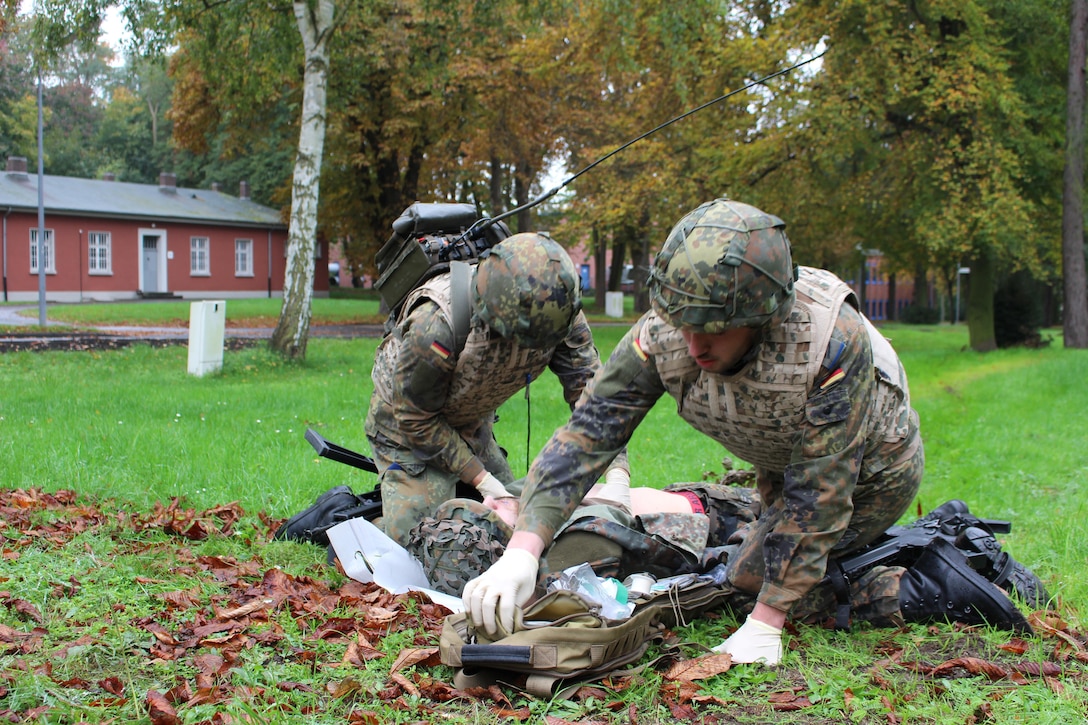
(712, 614, 783, 665)
(474, 471, 512, 500)
(463, 547, 539, 636)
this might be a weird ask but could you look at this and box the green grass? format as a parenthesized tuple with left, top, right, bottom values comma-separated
(1, 322, 1087, 723)
(29, 298, 387, 326)
(6, 294, 642, 328)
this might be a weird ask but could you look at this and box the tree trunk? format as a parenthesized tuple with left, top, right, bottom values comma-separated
(593, 226, 606, 313)
(609, 236, 628, 293)
(489, 155, 503, 215)
(888, 273, 898, 321)
(147, 99, 159, 146)
(967, 252, 997, 352)
(912, 262, 928, 308)
(514, 162, 533, 232)
(1063, 0, 1088, 348)
(633, 211, 651, 313)
(856, 255, 867, 317)
(271, 0, 336, 360)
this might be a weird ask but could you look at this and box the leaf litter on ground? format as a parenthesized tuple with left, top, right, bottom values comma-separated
(1, 486, 1086, 724)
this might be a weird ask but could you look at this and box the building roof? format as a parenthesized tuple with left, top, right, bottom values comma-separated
(0, 168, 287, 230)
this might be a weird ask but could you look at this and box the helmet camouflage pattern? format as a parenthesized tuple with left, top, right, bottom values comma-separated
(648, 198, 797, 333)
(473, 232, 582, 349)
(406, 499, 512, 596)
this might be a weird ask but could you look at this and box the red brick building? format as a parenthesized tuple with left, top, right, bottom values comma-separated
(1, 157, 328, 302)
(849, 252, 919, 322)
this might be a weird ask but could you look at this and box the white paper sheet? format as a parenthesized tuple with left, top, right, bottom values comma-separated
(327, 518, 465, 613)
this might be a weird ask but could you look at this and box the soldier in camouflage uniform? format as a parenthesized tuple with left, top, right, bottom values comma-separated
(464, 199, 1028, 663)
(366, 232, 626, 547)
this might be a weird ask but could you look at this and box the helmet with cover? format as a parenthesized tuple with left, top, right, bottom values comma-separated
(648, 198, 796, 333)
(473, 232, 582, 349)
(406, 499, 512, 596)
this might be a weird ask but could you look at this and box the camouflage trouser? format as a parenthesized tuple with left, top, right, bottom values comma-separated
(723, 432, 924, 625)
(662, 482, 762, 547)
(367, 426, 515, 547)
(724, 565, 906, 627)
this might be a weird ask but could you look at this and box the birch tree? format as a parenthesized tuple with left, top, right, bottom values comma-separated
(270, 0, 335, 359)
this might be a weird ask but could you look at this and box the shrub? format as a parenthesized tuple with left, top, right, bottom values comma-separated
(994, 270, 1048, 348)
(899, 304, 941, 325)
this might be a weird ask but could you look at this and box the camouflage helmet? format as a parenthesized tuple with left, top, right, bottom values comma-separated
(473, 232, 582, 349)
(648, 198, 797, 333)
(405, 499, 512, 596)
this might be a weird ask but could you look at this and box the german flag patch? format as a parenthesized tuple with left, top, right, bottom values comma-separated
(819, 367, 845, 390)
(632, 337, 648, 362)
(430, 341, 451, 360)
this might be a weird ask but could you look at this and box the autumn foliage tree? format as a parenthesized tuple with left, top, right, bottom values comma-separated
(728, 0, 1062, 350)
(16, 0, 1078, 351)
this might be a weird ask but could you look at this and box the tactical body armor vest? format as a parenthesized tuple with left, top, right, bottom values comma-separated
(639, 267, 913, 473)
(371, 273, 555, 433)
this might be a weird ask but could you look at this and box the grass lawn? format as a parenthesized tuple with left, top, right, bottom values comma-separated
(1, 322, 1086, 723)
(5, 291, 644, 329)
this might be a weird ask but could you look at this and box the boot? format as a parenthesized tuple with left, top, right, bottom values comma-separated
(898, 537, 1032, 633)
(956, 526, 1049, 608)
(274, 485, 378, 545)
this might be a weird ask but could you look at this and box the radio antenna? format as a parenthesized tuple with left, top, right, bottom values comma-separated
(474, 50, 827, 233)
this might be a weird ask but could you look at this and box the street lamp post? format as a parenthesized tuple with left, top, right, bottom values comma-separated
(955, 267, 970, 324)
(36, 67, 46, 326)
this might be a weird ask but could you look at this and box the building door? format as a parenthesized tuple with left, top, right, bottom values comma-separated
(142, 234, 161, 293)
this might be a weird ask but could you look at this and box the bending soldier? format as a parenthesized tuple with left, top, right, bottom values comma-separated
(462, 198, 1029, 665)
(365, 232, 626, 547)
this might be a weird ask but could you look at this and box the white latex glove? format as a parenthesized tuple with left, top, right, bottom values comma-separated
(712, 615, 783, 665)
(462, 547, 539, 636)
(475, 472, 512, 501)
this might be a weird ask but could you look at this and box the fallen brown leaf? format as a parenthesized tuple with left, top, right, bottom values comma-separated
(929, 657, 1010, 681)
(145, 690, 180, 725)
(343, 631, 391, 666)
(327, 678, 365, 699)
(663, 653, 732, 682)
(275, 681, 314, 693)
(999, 638, 1029, 655)
(390, 671, 420, 698)
(217, 597, 274, 620)
(192, 652, 228, 677)
(99, 677, 125, 695)
(390, 646, 440, 674)
(1, 596, 43, 623)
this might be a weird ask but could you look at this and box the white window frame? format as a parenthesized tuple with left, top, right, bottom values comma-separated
(190, 236, 210, 276)
(30, 228, 56, 274)
(234, 238, 253, 277)
(88, 231, 112, 275)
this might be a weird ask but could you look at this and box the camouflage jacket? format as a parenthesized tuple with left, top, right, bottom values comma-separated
(365, 272, 601, 484)
(516, 268, 920, 612)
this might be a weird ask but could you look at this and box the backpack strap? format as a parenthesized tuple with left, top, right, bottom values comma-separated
(449, 260, 473, 356)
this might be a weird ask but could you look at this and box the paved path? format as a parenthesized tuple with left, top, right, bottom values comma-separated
(0, 305, 63, 327)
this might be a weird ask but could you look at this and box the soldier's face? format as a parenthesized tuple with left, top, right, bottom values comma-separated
(681, 327, 758, 374)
